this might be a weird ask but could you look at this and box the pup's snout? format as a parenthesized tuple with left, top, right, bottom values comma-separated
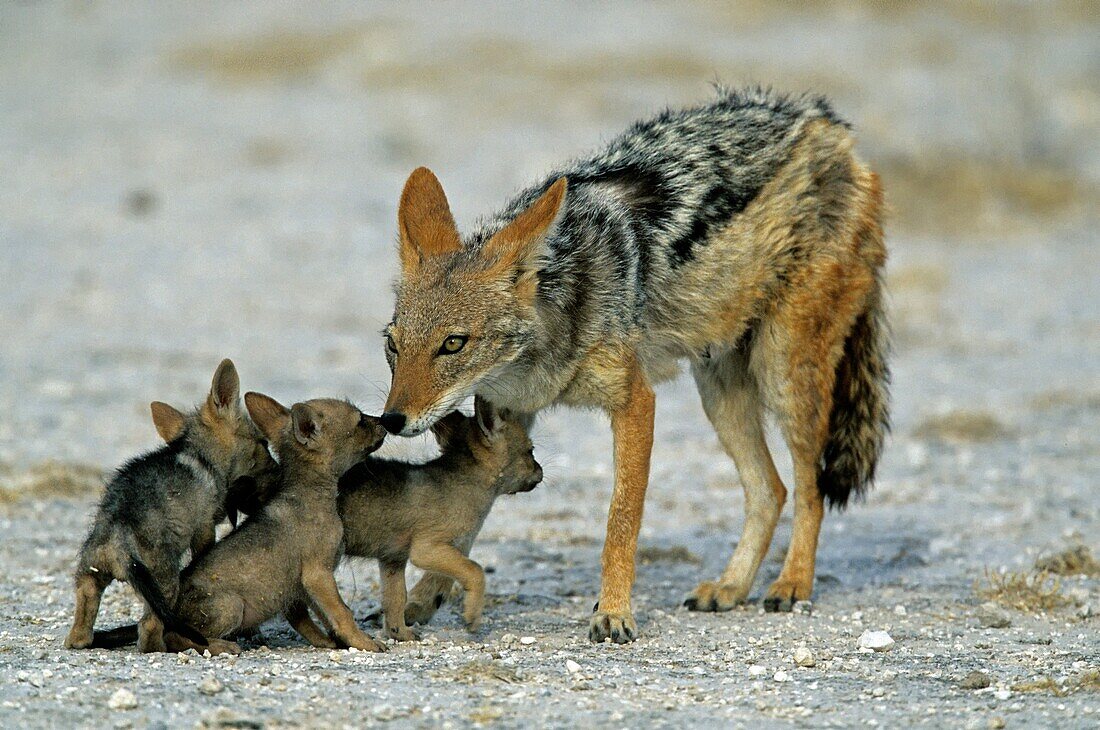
(518, 464, 544, 493)
(380, 412, 407, 435)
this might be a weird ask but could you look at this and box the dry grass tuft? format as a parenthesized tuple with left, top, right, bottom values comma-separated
(442, 660, 522, 685)
(0, 461, 105, 505)
(914, 410, 1010, 444)
(1012, 671, 1100, 696)
(1034, 545, 1100, 577)
(974, 569, 1073, 613)
(637, 545, 702, 565)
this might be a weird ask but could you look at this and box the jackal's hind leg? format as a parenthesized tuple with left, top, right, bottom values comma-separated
(758, 300, 844, 612)
(685, 355, 786, 612)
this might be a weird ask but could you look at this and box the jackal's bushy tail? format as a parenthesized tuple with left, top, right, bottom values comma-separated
(819, 289, 890, 509)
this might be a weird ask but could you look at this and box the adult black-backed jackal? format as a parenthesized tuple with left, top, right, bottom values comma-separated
(382, 87, 889, 643)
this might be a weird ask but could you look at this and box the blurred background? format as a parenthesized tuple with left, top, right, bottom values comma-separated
(1, 0, 1097, 500)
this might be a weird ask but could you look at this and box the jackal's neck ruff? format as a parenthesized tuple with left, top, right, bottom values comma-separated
(390, 86, 882, 420)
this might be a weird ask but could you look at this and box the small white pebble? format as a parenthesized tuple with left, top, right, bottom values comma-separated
(108, 689, 138, 711)
(858, 630, 894, 652)
(748, 665, 768, 677)
(519, 636, 536, 645)
(198, 676, 223, 696)
(565, 659, 582, 674)
(793, 646, 816, 667)
(774, 670, 791, 682)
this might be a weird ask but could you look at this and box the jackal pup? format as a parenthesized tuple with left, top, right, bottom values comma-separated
(338, 397, 542, 640)
(135, 394, 389, 654)
(383, 87, 889, 642)
(65, 359, 278, 652)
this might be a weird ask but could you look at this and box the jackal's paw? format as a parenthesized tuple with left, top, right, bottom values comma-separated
(763, 577, 812, 613)
(386, 624, 421, 642)
(404, 594, 445, 626)
(589, 609, 637, 644)
(204, 638, 242, 656)
(683, 580, 748, 612)
(64, 629, 93, 650)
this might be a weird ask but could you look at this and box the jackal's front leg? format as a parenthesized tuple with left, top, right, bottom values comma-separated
(590, 365, 654, 644)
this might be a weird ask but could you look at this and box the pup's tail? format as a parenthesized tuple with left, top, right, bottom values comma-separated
(91, 623, 139, 648)
(125, 557, 208, 647)
(818, 288, 890, 509)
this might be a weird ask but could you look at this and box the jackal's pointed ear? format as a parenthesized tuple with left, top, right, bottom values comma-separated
(430, 409, 469, 451)
(484, 177, 567, 301)
(244, 392, 290, 442)
(290, 403, 321, 448)
(208, 358, 241, 415)
(150, 401, 186, 442)
(398, 167, 462, 271)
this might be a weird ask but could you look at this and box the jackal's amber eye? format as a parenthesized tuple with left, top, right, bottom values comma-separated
(439, 335, 468, 355)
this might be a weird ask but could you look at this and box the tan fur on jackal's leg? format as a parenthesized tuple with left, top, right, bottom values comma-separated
(759, 258, 873, 611)
(301, 565, 386, 652)
(65, 572, 109, 649)
(590, 365, 654, 644)
(409, 542, 486, 631)
(685, 356, 786, 611)
(765, 455, 825, 612)
(380, 560, 419, 641)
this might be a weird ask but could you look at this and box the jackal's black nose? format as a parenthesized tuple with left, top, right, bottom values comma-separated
(380, 412, 407, 435)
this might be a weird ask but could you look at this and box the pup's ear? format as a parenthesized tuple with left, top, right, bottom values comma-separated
(430, 410, 469, 451)
(473, 396, 502, 443)
(150, 401, 186, 442)
(398, 167, 462, 272)
(483, 177, 567, 300)
(208, 358, 241, 415)
(244, 392, 290, 442)
(290, 403, 320, 448)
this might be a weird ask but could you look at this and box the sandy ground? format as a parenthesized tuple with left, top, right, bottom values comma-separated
(1, 1, 1098, 727)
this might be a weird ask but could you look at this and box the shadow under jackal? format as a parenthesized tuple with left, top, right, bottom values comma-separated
(65, 359, 279, 652)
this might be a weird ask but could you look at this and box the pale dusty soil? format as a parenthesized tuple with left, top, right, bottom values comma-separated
(1, 1, 1097, 728)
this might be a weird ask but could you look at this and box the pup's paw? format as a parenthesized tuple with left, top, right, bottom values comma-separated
(589, 609, 637, 644)
(204, 638, 242, 656)
(683, 580, 748, 612)
(64, 630, 92, 650)
(386, 624, 421, 642)
(348, 634, 388, 653)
